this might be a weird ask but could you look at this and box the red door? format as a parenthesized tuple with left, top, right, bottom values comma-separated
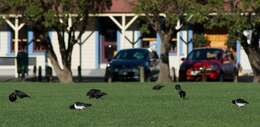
(101, 41, 116, 63)
(101, 30, 117, 63)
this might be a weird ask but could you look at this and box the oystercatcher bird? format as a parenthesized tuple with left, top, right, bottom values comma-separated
(175, 84, 182, 91)
(86, 89, 107, 99)
(174, 84, 186, 99)
(14, 90, 30, 98)
(69, 102, 92, 110)
(179, 90, 186, 99)
(232, 98, 249, 108)
(9, 92, 17, 102)
(152, 84, 165, 90)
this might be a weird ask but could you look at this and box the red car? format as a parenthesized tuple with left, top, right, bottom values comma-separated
(179, 48, 238, 81)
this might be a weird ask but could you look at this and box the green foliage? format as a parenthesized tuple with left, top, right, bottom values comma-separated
(135, 0, 199, 32)
(139, 23, 151, 35)
(193, 33, 210, 48)
(0, 0, 112, 28)
(203, 0, 260, 39)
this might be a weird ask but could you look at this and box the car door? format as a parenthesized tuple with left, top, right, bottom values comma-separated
(221, 51, 237, 79)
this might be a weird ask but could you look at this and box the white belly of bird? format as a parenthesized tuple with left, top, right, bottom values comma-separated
(236, 103, 246, 107)
(74, 104, 86, 110)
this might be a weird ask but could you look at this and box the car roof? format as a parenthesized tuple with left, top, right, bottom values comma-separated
(118, 48, 150, 52)
(192, 48, 224, 52)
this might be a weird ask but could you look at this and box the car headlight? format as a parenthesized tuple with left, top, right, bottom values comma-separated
(199, 67, 206, 72)
(107, 63, 111, 67)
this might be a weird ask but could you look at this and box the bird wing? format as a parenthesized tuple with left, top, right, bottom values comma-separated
(237, 98, 249, 104)
(87, 89, 101, 96)
(15, 90, 30, 98)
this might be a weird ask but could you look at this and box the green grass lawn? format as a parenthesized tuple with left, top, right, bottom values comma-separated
(0, 82, 260, 127)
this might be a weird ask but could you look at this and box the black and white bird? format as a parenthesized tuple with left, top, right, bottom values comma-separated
(152, 84, 165, 90)
(14, 90, 30, 98)
(9, 92, 17, 102)
(86, 89, 107, 99)
(232, 98, 249, 108)
(179, 90, 186, 99)
(175, 84, 182, 91)
(174, 84, 187, 99)
(69, 102, 92, 110)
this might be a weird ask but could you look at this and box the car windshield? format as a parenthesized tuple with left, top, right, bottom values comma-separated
(187, 49, 223, 60)
(114, 49, 148, 60)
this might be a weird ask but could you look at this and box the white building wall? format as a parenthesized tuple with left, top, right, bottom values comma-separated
(0, 32, 14, 76)
(48, 31, 98, 76)
(120, 31, 134, 49)
(240, 47, 253, 74)
(169, 30, 188, 78)
(80, 31, 99, 76)
(179, 30, 189, 56)
(0, 32, 10, 56)
(48, 31, 63, 70)
(71, 42, 80, 73)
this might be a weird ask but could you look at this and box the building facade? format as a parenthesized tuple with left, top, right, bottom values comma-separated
(0, 0, 253, 78)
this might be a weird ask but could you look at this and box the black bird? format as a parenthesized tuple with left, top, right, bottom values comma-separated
(69, 102, 92, 110)
(87, 89, 107, 99)
(232, 98, 249, 108)
(9, 92, 17, 102)
(14, 90, 30, 98)
(179, 90, 186, 99)
(152, 84, 165, 90)
(175, 84, 182, 91)
(87, 89, 101, 96)
(93, 92, 107, 99)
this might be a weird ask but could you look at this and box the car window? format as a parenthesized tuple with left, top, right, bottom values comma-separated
(114, 49, 148, 60)
(223, 51, 235, 63)
(187, 49, 222, 60)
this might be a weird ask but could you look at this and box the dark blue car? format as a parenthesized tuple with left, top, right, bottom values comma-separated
(104, 48, 160, 81)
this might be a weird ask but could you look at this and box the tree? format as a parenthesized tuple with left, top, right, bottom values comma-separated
(135, 0, 205, 82)
(0, 0, 112, 83)
(193, 33, 210, 48)
(202, 0, 260, 82)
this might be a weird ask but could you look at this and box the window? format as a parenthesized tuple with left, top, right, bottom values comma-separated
(33, 33, 46, 52)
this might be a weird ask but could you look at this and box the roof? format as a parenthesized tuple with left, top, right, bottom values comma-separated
(105, 0, 136, 13)
(105, 0, 241, 13)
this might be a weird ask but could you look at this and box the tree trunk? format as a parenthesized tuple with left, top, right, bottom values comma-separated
(48, 50, 73, 83)
(241, 35, 260, 82)
(157, 33, 172, 82)
(57, 68, 73, 83)
(243, 47, 260, 82)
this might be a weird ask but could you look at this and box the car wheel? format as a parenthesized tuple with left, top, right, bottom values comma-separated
(232, 69, 238, 82)
(218, 72, 224, 82)
(144, 72, 152, 82)
(104, 70, 113, 82)
(107, 75, 113, 83)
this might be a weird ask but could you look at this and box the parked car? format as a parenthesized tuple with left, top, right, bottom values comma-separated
(104, 48, 160, 81)
(179, 48, 238, 81)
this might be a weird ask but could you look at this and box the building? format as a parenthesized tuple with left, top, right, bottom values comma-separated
(0, 0, 252, 78)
